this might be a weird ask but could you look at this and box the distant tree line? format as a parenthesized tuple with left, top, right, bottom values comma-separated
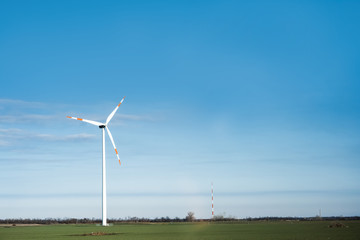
(0, 216, 359, 225)
(243, 216, 360, 222)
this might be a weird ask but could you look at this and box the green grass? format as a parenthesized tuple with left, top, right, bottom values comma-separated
(1, 221, 360, 240)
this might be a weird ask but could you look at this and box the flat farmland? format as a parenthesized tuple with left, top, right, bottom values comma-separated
(1, 221, 359, 240)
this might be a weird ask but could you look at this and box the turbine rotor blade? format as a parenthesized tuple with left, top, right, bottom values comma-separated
(106, 96, 126, 125)
(66, 116, 103, 126)
(106, 127, 121, 165)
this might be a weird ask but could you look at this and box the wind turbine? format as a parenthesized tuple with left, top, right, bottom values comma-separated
(66, 96, 125, 226)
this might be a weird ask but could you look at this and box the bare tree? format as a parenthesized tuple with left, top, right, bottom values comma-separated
(186, 212, 195, 222)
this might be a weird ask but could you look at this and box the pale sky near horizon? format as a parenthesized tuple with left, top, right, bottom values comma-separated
(1, 0, 360, 219)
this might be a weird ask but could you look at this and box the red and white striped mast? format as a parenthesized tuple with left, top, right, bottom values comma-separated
(211, 182, 214, 219)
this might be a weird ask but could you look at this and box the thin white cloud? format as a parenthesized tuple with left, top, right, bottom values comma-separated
(0, 98, 45, 109)
(0, 114, 55, 123)
(117, 114, 155, 121)
(33, 133, 96, 141)
(105, 114, 157, 126)
(0, 128, 22, 146)
(0, 98, 55, 124)
(0, 98, 157, 126)
(0, 128, 23, 133)
(0, 139, 10, 146)
(0, 128, 95, 146)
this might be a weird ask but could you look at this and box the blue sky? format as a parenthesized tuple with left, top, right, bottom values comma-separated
(0, 0, 360, 219)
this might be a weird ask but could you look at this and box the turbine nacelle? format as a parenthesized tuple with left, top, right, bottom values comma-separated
(99, 125, 106, 129)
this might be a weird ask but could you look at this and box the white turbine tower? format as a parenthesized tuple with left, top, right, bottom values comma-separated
(66, 96, 125, 226)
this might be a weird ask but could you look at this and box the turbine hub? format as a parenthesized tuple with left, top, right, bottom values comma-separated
(99, 125, 106, 128)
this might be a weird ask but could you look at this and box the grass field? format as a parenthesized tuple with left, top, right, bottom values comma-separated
(1, 221, 360, 240)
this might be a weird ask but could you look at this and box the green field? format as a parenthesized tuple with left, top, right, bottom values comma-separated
(1, 221, 360, 240)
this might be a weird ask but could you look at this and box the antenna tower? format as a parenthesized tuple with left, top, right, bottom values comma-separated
(211, 182, 214, 219)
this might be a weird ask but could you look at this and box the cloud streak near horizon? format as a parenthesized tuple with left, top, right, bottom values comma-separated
(0, 98, 158, 148)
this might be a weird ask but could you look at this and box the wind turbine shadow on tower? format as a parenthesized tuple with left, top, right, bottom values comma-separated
(66, 96, 126, 226)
